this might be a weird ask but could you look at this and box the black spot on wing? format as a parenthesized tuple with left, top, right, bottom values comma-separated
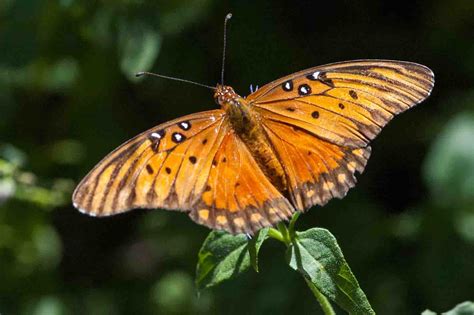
(349, 90, 358, 99)
(178, 121, 191, 130)
(146, 164, 154, 174)
(298, 84, 311, 96)
(282, 80, 293, 92)
(172, 132, 186, 143)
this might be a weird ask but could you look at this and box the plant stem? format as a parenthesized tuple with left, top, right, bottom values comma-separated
(303, 277, 336, 315)
(277, 222, 291, 245)
(288, 211, 301, 236)
(267, 228, 286, 243)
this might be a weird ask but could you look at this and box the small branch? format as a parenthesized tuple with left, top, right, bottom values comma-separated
(303, 277, 336, 315)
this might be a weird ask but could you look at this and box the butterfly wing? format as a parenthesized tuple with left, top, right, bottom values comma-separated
(189, 129, 295, 234)
(73, 110, 227, 216)
(73, 109, 294, 234)
(249, 60, 434, 147)
(248, 60, 434, 210)
(262, 120, 371, 210)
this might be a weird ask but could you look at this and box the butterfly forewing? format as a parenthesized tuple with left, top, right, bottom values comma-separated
(72, 110, 226, 216)
(250, 60, 434, 148)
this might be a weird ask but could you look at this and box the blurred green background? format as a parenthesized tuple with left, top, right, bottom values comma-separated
(1, 0, 473, 314)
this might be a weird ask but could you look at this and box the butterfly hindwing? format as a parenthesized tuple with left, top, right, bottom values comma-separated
(189, 129, 295, 234)
(262, 120, 371, 210)
(250, 60, 434, 148)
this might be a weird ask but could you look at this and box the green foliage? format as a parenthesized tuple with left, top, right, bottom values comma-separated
(196, 214, 374, 314)
(423, 301, 474, 315)
(424, 113, 474, 207)
(0, 145, 73, 208)
(287, 228, 374, 314)
(196, 229, 268, 290)
(117, 11, 161, 80)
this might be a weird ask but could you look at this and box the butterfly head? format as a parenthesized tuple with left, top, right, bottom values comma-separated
(214, 84, 240, 108)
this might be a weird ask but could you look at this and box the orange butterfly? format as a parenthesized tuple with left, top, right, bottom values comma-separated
(73, 17, 434, 235)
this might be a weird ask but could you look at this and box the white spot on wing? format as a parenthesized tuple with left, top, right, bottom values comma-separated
(174, 133, 183, 142)
(151, 132, 162, 139)
(312, 71, 320, 79)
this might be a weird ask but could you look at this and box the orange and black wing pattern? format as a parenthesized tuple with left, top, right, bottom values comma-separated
(190, 128, 294, 234)
(73, 110, 294, 234)
(250, 60, 434, 147)
(72, 110, 227, 216)
(262, 120, 371, 210)
(249, 60, 434, 210)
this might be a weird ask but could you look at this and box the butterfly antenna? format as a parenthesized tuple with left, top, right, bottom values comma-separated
(135, 72, 215, 90)
(221, 13, 232, 85)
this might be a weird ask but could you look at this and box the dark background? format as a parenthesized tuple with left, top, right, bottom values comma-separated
(1, 0, 473, 314)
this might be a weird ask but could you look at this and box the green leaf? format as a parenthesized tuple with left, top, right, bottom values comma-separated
(195, 229, 268, 290)
(248, 228, 269, 272)
(444, 301, 474, 315)
(286, 228, 374, 315)
(423, 301, 474, 315)
(118, 18, 161, 80)
(423, 113, 474, 206)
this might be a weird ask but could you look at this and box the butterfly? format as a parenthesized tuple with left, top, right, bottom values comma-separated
(72, 57, 434, 235)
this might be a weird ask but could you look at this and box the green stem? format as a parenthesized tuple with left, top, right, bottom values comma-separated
(277, 222, 291, 245)
(267, 228, 286, 243)
(288, 211, 301, 237)
(303, 277, 336, 315)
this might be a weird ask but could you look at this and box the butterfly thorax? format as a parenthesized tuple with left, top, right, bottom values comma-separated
(214, 85, 254, 134)
(214, 85, 288, 192)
